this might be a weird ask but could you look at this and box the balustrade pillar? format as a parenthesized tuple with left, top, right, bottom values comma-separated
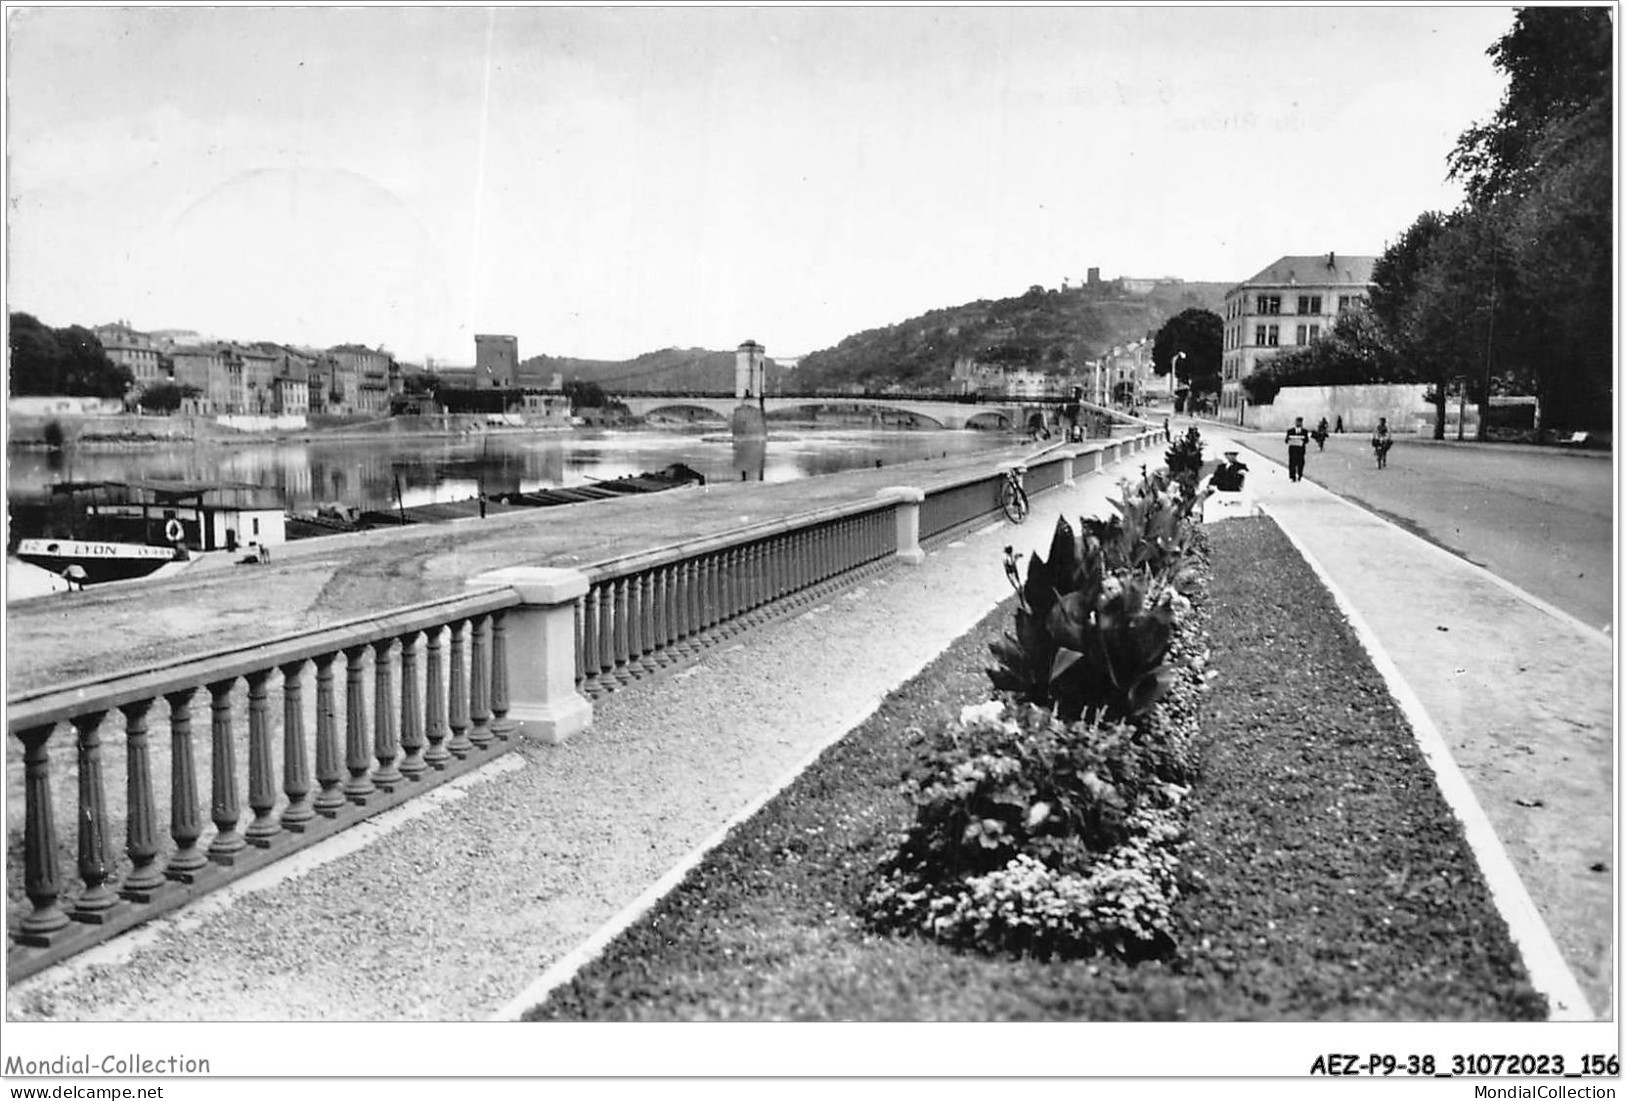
(206, 680, 246, 863)
(490, 612, 516, 738)
(1061, 451, 1077, 487)
(447, 620, 473, 758)
(342, 646, 376, 801)
(164, 689, 208, 877)
(400, 631, 430, 769)
(423, 628, 451, 767)
(245, 670, 280, 847)
(469, 615, 493, 747)
(280, 660, 315, 830)
(611, 579, 631, 683)
(312, 653, 348, 814)
(372, 638, 404, 785)
(596, 583, 618, 689)
(72, 711, 119, 918)
(468, 569, 593, 743)
(17, 724, 69, 941)
(120, 699, 165, 899)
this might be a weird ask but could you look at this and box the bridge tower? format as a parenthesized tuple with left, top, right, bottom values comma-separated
(733, 340, 767, 439)
(735, 340, 766, 400)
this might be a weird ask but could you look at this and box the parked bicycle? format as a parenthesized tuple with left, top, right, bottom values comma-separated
(999, 467, 1030, 523)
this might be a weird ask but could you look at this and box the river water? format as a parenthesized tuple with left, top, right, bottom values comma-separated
(6, 427, 1015, 513)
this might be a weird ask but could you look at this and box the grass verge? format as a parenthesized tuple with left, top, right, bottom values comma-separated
(522, 513, 1546, 1021)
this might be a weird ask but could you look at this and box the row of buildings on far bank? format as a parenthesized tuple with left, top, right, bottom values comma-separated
(90, 324, 531, 418)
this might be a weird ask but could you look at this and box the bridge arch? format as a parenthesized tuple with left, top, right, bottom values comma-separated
(640, 403, 732, 425)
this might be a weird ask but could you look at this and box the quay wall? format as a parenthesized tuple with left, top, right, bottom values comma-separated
(5, 430, 1164, 979)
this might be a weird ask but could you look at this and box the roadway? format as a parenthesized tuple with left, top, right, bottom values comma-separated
(1209, 423, 1614, 633)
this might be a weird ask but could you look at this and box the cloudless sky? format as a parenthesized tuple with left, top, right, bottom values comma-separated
(6, 4, 1517, 365)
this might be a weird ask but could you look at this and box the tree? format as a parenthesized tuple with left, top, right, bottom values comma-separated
(1240, 309, 1410, 407)
(1443, 6, 1613, 433)
(1447, 7, 1612, 206)
(1150, 308, 1222, 399)
(8, 312, 132, 398)
(562, 379, 609, 410)
(136, 381, 201, 413)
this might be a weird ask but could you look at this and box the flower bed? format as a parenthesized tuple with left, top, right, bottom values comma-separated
(524, 459, 1544, 1021)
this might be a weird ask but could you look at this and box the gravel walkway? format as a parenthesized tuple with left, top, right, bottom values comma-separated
(6, 454, 1135, 1021)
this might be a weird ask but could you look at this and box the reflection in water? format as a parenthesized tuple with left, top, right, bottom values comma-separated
(7, 427, 1011, 513)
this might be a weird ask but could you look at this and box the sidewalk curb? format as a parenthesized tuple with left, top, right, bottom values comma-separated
(1261, 503, 1595, 1022)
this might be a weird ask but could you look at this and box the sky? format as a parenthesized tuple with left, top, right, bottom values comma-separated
(5, 4, 1519, 366)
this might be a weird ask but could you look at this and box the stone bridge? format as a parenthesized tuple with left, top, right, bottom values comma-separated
(612, 392, 1064, 431)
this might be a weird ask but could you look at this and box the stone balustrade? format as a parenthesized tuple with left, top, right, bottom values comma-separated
(5, 431, 1160, 980)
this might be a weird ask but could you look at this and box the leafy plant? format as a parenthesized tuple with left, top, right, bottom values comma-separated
(1164, 426, 1206, 498)
(990, 504, 1189, 725)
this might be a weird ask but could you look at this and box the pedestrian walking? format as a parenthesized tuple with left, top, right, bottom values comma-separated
(1285, 416, 1310, 482)
(1313, 417, 1329, 451)
(1371, 416, 1393, 469)
(1335, 414, 1345, 433)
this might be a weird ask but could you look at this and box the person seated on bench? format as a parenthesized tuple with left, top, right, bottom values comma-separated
(1210, 449, 1249, 491)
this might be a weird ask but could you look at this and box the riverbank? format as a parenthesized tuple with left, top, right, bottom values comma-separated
(2, 438, 1058, 691)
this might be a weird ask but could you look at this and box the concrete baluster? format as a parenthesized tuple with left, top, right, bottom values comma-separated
(244, 670, 280, 847)
(467, 568, 594, 743)
(651, 568, 674, 666)
(672, 561, 693, 656)
(579, 589, 601, 692)
(119, 699, 165, 900)
(490, 611, 516, 739)
(279, 660, 315, 830)
(624, 574, 645, 677)
(312, 653, 348, 813)
(398, 632, 428, 773)
(371, 638, 404, 785)
(1061, 451, 1076, 487)
(70, 711, 119, 918)
(578, 600, 591, 685)
(612, 578, 631, 682)
(342, 646, 376, 801)
(206, 680, 246, 863)
(423, 628, 451, 768)
(164, 689, 208, 877)
(17, 724, 70, 941)
(447, 620, 472, 758)
(469, 615, 494, 748)
(705, 553, 721, 630)
(595, 583, 618, 690)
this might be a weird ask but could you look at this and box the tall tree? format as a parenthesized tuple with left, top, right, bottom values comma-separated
(1150, 308, 1222, 399)
(8, 312, 132, 398)
(1445, 6, 1613, 432)
(1448, 7, 1613, 206)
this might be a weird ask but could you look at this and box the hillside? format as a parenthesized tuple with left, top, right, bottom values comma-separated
(792, 279, 1228, 392)
(520, 348, 795, 394)
(519, 278, 1227, 394)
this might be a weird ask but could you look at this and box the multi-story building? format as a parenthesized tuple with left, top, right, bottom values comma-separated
(1100, 337, 1155, 406)
(93, 321, 167, 391)
(329, 344, 395, 414)
(169, 345, 229, 413)
(1220, 252, 1377, 422)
